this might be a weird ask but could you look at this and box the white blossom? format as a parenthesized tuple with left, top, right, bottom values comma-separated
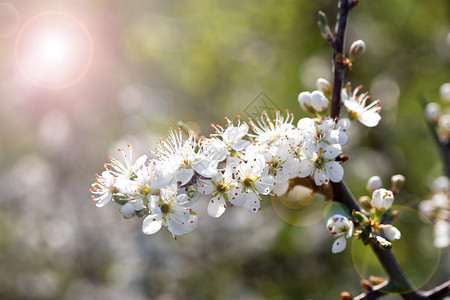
(326, 214, 354, 253)
(342, 86, 381, 127)
(227, 155, 276, 213)
(298, 142, 343, 186)
(143, 182, 197, 236)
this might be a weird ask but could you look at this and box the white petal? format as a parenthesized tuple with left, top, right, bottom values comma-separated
(255, 175, 276, 194)
(142, 214, 163, 235)
(325, 161, 344, 183)
(273, 181, 289, 196)
(323, 144, 342, 159)
(310, 90, 328, 112)
(243, 192, 261, 213)
(207, 195, 227, 218)
(197, 179, 216, 195)
(332, 236, 347, 253)
(298, 159, 314, 177)
(133, 155, 148, 169)
(176, 168, 194, 185)
(359, 111, 381, 127)
(96, 193, 112, 208)
(186, 214, 199, 233)
(224, 123, 249, 143)
(314, 169, 329, 186)
(229, 189, 248, 206)
(231, 140, 250, 151)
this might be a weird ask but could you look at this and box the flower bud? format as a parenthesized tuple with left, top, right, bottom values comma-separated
(424, 102, 441, 124)
(120, 203, 135, 219)
(366, 176, 383, 194)
(316, 78, 331, 96)
(298, 91, 313, 113)
(349, 40, 366, 60)
(391, 174, 405, 190)
(379, 224, 401, 241)
(359, 195, 372, 211)
(438, 114, 450, 138)
(310, 90, 329, 112)
(372, 188, 394, 210)
(439, 83, 450, 103)
(352, 210, 369, 226)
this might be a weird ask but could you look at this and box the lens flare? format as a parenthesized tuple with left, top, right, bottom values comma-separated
(15, 11, 93, 90)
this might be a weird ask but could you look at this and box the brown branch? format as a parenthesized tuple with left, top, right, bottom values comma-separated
(330, 0, 352, 119)
(421, 279, 450, 299)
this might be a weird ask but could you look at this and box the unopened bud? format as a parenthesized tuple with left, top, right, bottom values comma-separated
(359, 196, 372, 211)
(352, 210, 369, 226)
(120, 203, 135, 219)
(439, 83, 450, 102)
(369, 276, 385, 285)
(340, 291, 352, 300)
(310, 90, 329, 112)
(379, 224, 401, 241)
(349, 40, 366, 60)
(439, 114, 450, 138)
(360, 279, 372, 291)
(298, 91, 314, 113)
(424, 103, 441, 124)
(318, 11, 333, 41)
(316, 78, 331, 96)
(366, 176, 383, 194)
(391, 174, 405, 191)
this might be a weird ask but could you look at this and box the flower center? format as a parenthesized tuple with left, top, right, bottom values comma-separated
(243, 177, 254, 188)
(161, 203, 170, 214)
(349, 110, 359, 120)
(216, 182, 228, 194)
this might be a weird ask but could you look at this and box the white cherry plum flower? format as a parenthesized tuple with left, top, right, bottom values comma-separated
(91, 145, 148, 207)
(249, 110, 295, 146)
(327, 214, 354, 253)
(142, 181, 197, 237)
(298, 141, 343, 186)
(197, 170, 236, 218)
(227, 155, 276, 213)
(342, 86, 381, 127)
(210, 116, 251, 151)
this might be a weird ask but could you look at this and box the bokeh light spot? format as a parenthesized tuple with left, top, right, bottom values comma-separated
(15, 11, 93, 89)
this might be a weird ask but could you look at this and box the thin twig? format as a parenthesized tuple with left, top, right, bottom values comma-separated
(420, 96, 450, 178)
(421, 279, 450, 299)
(330, 0, 352, 119)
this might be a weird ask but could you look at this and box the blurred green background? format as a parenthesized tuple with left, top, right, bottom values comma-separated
(0, 0, 448, 299)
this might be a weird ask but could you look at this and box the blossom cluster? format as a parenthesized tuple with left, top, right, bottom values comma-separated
(425, 82, 450, 142)
(326, 176, 401, 253)
(419, 176, 450, 248)
(91, 82, 382, 238)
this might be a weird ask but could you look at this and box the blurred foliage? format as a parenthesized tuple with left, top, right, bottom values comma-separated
(0, 0, 449, 299)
